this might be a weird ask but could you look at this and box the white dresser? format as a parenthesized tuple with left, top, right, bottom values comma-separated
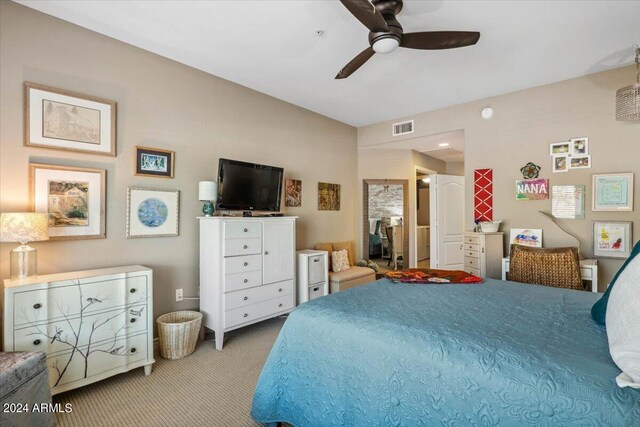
(199, 216, 297, 350)
(463, 232, 504, 279)
(296, 250, 329, 305)
(3, 265, 154, 395)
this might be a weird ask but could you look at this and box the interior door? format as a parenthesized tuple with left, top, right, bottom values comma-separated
(430, 175, 465, 270)
(263, 220, 295, 285)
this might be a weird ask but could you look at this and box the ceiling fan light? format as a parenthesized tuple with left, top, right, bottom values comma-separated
(372, 38, 400, 54)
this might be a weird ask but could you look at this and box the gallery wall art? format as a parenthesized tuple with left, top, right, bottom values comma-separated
(29, 163, 106, 240)
(474, 168, 493, 221)
(285, 179, 302, 207)
(135, 146, 175, 178)
(515, 179, 549, 201)
(318, 182, 340, 211)
(510, 228, 543, 248)
(550, 137, 591, 173)
(126, 187, 179, 238)
(552, 185, 585, 219)
(24, 82, 116, 156)
(593, 221, 632, 258)
(592, 173, 634, 212)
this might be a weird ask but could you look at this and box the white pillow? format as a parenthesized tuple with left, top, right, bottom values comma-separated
(606, 255, 640, 388)
(331, 249, 350, 273)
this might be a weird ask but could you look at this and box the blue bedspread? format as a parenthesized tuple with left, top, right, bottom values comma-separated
(251, 279, 640, 426)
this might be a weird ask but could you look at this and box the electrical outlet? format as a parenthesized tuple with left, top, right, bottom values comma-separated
(176, 288, 183, 302)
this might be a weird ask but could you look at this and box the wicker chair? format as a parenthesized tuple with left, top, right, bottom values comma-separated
(508, 244, 583, 290)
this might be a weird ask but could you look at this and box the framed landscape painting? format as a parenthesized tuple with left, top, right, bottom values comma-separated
(592, 173, 634, 211)
(24, 82, 116, 156)
(29, 163, 106, 240)
(135, 146, 175, 178)
(593, 221, 632, 259)
(126, 187, 179, 238)
(285, 179, 302, 207)
(318, 182, 340, 211)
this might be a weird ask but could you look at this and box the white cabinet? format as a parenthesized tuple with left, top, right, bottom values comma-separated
(3, 265, 154, 395)
(296, 250, 329, 305)
(463, 232, 504, 279)
(199, 216, 297, 350)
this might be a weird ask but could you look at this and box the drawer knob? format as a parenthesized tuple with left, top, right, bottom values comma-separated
(279, 303, 283, 308)
(278, 288, 283, 292)
(131, 348, 136, 353)
(243, 262, 248, 267)
(130, 318, 136, 323)
(243, 228, 248, 232)
(243, 296, 248, 301)
(313, 259, 319, 262)
(243, 245, 248, 249)
(264, 251, 269, 255)
(243, 313, 248, 318)
(243, 279, 248, 283)
(313, 287, 319, 292)
(33, 339, 41, 345)
(33, 303, 42, 309)
(130, 288, 136, 293)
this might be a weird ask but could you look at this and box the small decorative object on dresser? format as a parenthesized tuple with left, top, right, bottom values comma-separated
(199, 216, 297, 350)
(135, 146, 175, 178)
(3, 265, 154, 395)
(0, 213, 49, 279)
(296, 250, 329, 304)
(127, 186, 180, 238)
(463, 232, 504, 279)
(198, 181, 217, 217)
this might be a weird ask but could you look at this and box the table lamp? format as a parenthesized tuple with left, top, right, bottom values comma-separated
(0, 213, 49, 279)
(199, 181, 217, 216)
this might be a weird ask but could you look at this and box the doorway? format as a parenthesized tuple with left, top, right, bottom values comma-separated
(416, 172, 432, 269)
(363, 179, 409, 274)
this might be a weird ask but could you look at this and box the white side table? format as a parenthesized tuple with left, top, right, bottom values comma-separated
(296, 250, 329, 305)
(502, 257, 599, 292)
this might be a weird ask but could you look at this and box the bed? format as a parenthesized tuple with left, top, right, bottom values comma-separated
(251, 278, 640, 426)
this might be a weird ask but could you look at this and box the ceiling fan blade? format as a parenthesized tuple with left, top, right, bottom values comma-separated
(340, 0, 389, 32)
(400, 31, 480, 50)
(335, 47, 375, 79)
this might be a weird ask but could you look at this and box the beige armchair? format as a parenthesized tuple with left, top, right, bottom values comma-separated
(314, 241, 376, 293)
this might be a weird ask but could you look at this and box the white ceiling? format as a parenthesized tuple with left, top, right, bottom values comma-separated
(361, 129, 465, 161)
(17, 0, 640, 127)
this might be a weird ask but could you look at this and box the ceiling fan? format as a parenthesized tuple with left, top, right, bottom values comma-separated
(336, 0, 480, 79)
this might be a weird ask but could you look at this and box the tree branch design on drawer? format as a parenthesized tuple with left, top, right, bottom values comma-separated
(17, 279, 147, 386)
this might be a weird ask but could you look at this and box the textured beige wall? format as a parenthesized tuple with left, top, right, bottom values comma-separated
(446, 162, 465, 176)
(0, 2, 357, 325)
(358, 66, 640, 288)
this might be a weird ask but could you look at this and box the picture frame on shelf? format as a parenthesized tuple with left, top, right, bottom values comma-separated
(24, 82, 116, 156)
(509, 228, 543, 248)
(570, 137, 589, 156)
(135, 146, 175, 178)
(592, 173, 634, 212)
(569, 155, 591, 169)
(126, 187, 180, 238)
(592, 221, 632, 259)
(549, 141, 570, 156)
(29, 163, 106, 240)
(552, 155, 568, 173)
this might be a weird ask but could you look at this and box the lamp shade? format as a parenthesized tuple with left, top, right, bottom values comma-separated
(198, 181, 217, 201)
(0, 213, 49, 244)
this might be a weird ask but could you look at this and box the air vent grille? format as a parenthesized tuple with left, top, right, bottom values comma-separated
(392, 120, 414, 136)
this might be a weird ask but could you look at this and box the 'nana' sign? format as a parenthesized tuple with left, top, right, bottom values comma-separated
(516, 179, 549, 201)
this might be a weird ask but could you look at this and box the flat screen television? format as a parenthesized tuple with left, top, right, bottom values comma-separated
(217, 158, 284, 212)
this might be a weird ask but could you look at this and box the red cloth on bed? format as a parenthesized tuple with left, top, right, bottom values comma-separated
(385, 268, 484, 284)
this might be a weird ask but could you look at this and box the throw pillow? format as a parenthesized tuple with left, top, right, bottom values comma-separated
(606, 254, 640, 388)
(332, 249, 350, 273)
(591, 240, 640, 325)
(332, 241, 355, 266)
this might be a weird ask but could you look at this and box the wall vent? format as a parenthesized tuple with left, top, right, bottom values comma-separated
(392, 120, 414, 136)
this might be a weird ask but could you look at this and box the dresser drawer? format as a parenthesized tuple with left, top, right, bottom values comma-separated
(464, 243, 479, 252)
(13, 276, 148, 328)
(224, 254, 262, 275)
(224, 270, 263, 293)
(225, 295, 293, 329)
(464, 236, 480, 245)
(464, 257, 479, 269)
(224, 238, 262, 257)
(465, 267, 481, 277)
(465, 249, 480, 259)
(224, 222, 262, 239)
(225, 280, 293, 311)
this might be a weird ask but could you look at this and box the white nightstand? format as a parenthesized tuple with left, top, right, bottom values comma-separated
(296, 250, 329, 305)
(502, 257, 599, 292)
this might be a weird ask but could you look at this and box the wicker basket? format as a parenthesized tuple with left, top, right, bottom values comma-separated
(156, 311, 203, 360)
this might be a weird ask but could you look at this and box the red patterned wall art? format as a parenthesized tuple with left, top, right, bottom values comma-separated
(474, 168, 493, 222)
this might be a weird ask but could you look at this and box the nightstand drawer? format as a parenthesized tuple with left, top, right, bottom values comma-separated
(465, 236, 480, 245)
(464, 243, 479, 252)
(308, 284, 325, 301)
(224, 222, 262, 239)
(224, 238, 262, 257)
(466, 267, 481, 277)
(225, 280, 293, 311)
(308, 255, 326, 285)
(580, 267, 593, 279)
(464, 257, 479, 269)
(466, 249, 480, 259)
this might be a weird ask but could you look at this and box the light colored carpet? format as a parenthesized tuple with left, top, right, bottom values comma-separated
(53, 317, 286, 427)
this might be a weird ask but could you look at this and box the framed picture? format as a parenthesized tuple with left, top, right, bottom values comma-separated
(592, 173, 634, 212)
(285, 179, 302, 207)
(552, 155, 568, 173)
(515, 179, 549, 201)
(570, 137, 589, 156)
(510, 228, 543, 248)
(135, 146, 175, 178)
(552, 185, 585, 219)
(126, 187, 180, 238)
(24, 82, 116, 156)
(593, 221, 632, 259)
(569, 155, 591, 169)
(318, 182, 340, 211)
(549, 141, 570, 156)
(29, 163, 106, 240)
